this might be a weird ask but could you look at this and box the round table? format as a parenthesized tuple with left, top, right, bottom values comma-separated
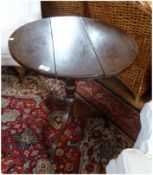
(8, 16, 138, 152)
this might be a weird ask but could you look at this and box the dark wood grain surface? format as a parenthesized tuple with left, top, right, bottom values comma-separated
(9, 16, 138, 80)
(9, 19, 56, 77)
(51, 17, 104, 79)
(81, 18, 138, 77)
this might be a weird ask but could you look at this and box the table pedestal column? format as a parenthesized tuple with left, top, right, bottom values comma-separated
(52, 80, 76, 151)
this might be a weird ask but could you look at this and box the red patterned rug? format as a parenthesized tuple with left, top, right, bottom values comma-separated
(76, 81, 140, 140)
(2, 68, 136, 173)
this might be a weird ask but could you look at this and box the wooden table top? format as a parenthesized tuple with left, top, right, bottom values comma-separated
(9, 16, 138, 80)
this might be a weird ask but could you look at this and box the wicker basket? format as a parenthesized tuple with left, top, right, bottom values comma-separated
(88, 1, 151, 97)
(41, 1, 151, 97)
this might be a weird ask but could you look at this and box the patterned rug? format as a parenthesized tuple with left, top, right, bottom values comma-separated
(76, 81, 140, 140)
(2, 67, 134, 174)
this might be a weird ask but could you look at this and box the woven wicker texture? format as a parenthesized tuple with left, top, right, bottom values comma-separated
(41, 1, 90, 18)
(41, 1, 151, 97)
(88, 1, 151, 96)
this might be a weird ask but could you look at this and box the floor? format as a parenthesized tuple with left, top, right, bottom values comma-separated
(2, 67, 139, 173)
(98, 77, 151, 110)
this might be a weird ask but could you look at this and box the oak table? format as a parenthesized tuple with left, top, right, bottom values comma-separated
(8, 16, 138, 152)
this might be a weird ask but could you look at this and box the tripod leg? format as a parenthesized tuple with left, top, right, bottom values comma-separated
(52, 80, 76, 154)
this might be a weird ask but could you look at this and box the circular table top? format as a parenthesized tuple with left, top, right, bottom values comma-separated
(9, 16, 138, 80)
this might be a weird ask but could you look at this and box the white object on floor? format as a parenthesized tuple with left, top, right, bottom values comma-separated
(106, 149, 152, 174)
(106, 101, 152, 174)
(134, 101, 152, 156)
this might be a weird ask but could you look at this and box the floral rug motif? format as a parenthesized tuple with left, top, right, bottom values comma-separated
(2, 96, 84, 174)
(2, 67, 134, 174)
(76, 81, 140, 140)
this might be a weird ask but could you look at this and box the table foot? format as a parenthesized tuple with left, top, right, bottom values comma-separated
(52, 80, 76, 155)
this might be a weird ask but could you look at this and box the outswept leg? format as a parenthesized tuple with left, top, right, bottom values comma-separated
(52, 80, 76, 156)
